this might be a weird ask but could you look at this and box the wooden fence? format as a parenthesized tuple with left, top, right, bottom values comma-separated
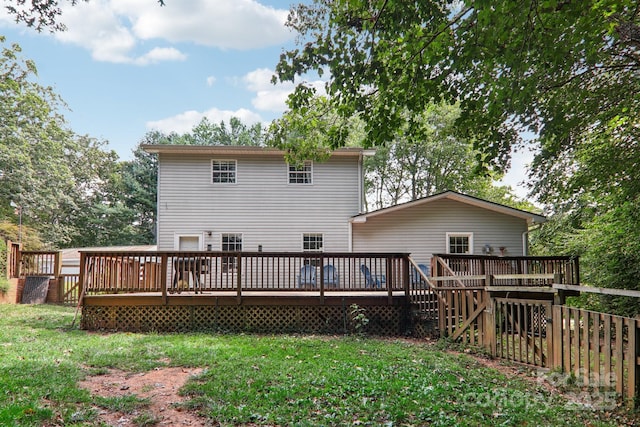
(428, 254, 640, 406)
(59, 274, 80, 305)
(552, 306, 639, 402)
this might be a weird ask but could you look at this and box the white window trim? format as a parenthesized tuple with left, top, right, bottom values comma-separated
(221, 233, 243, 273)
(221, 233, 243, 252)
(445, 232, 474, 255)
(211, 159, 237, 184)
(288, 160, 313, 185)
(302, 233, 324, 252)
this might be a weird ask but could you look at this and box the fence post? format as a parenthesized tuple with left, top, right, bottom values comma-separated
(54, 251, 62, 278)
(484, 294, 496, 356)
(403, 256, 411, 294)
(77, 252, 86, 306)
(4, 240, 10, 280)
(631, 319, 640, 407)
(15, 244, 22, 278)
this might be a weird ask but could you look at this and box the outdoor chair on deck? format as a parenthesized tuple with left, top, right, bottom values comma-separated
(323, 264, 339, 287)
(411, 264, 430, 286)
(360, 264, 385, 288)
(297, 265, 317, 287)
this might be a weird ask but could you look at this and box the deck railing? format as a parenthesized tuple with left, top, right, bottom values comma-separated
(79, 251, 412, 296)
(7, 241, 21, 279)
(19, 251, 61, 277)
(433, 254, 579, 287)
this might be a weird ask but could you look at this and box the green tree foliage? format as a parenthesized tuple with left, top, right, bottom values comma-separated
(276, 0, 640, 308)
(0, 38, 127, 247)
(364, 102, 508, 209)
(174, 117, 265, 147)
(269, 95, 361, 165)
(275, 0, 639, 175)
(4, 0, 84, 32)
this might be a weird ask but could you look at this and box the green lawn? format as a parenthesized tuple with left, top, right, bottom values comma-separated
(0, 304, 635, 426)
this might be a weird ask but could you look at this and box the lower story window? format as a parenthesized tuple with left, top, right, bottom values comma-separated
(303, 233, 323, 267)
(446, 233, 473, 254)
(303, 233, 323, 252)
(222, 233, 242, 272)
(446, 232, 473, 273)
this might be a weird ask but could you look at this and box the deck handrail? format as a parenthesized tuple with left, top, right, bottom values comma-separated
(432, 254, 579, 287)
(78, 251, 412, 296)
(18, 250, 61, 277)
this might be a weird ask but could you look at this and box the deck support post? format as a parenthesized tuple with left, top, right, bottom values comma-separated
(319, 255, 325, 305)
(386, 256, 393, 305)
(236, 253, 242, 304)
(161, 254, 168, 305)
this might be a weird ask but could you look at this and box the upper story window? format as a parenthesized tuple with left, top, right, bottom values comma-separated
(446, 232, 473, 254)
(288, 161, 313, 184)
(212, 160, 237, 184)
(303, 233, 323, 252)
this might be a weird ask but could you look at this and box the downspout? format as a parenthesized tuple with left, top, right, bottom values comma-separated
(522, 222, 543, 256)
(522, 230, 529, 256)
(358, 152, 364, 213)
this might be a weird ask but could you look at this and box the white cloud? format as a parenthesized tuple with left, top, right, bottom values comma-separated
(146, 107, 263, 135)
(134, 47, 187, 65)
(5, 0, 291, 64)
(206, 76, 217, 87)
(242, 68, 327, 113)
(53, 0, 187, 65)
(122, 0, 291, 50)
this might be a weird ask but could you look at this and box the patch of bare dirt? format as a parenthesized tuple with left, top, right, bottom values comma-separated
(79, 366, 206, 426)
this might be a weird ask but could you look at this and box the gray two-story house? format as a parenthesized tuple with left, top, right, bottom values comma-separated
(143, 145, 367, 254)
(143, 145, 545, 264)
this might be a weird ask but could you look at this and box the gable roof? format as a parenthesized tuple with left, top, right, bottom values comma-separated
(351, 191, 546, 225)
(142, 145, 369, 158)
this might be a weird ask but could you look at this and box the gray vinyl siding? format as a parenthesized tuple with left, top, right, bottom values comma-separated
(351, 199, 528, 265)
(156, 153, 361, 252)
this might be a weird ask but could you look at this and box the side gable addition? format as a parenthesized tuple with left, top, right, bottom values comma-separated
(350, 191, 546, 263)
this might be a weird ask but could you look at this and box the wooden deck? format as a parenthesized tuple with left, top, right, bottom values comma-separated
(83, 290, 409, 305)
(7, 249, 580, 336)
(81, 290, 412, 336)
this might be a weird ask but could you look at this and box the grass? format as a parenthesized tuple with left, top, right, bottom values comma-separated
(0, 305, 637, 426)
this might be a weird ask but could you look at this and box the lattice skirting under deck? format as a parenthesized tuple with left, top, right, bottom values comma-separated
(82, 304, 407, 336)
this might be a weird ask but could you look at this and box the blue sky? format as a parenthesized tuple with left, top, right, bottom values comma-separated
(0, 0, 531, 198)
(1, 0, 306, 159)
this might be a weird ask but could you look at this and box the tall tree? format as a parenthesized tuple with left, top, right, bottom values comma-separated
(275, 0, 640, 303)
(268, 95, 359, 164)
(0, 37, 76, 244)
(275, 1, 639, 176)
(176, 117, 265, 147)
(364, 103, 498, 209)
(0, 37, 130, 247)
